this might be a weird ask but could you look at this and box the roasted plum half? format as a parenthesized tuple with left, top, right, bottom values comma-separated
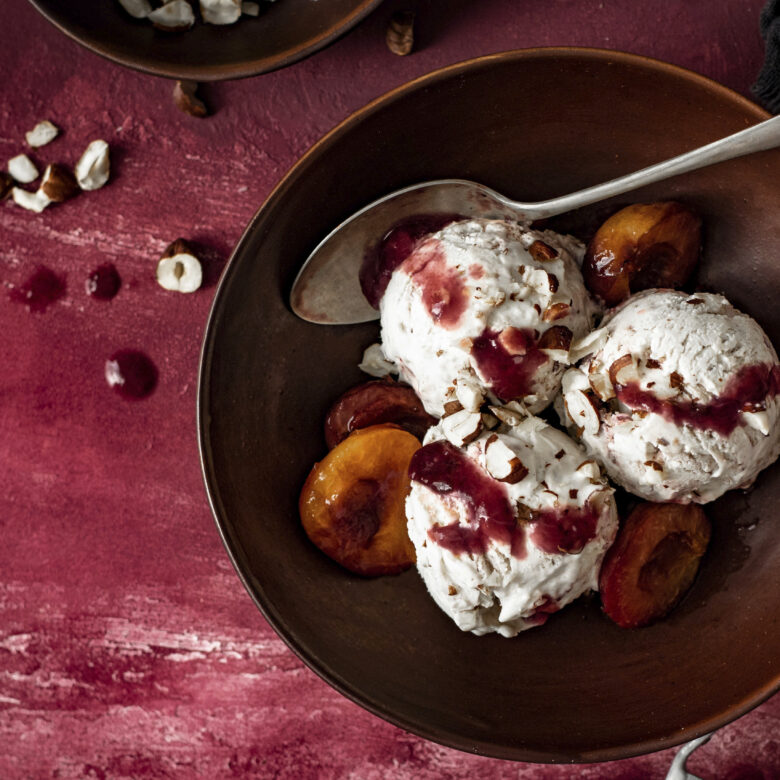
(599, 502, 711, 628)
(300, 424, 420, 576)
(324, 379, 435, 449)
(583, 202, 702, 306)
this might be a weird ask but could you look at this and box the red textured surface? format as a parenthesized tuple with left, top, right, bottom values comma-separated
(1, 0, 779, 777)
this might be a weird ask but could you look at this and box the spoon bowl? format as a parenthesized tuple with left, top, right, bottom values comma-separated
(290, 115, 780, 325)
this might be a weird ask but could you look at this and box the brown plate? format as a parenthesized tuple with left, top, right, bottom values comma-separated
(198, 48, 780, 762)
(28, 0, 382, 81)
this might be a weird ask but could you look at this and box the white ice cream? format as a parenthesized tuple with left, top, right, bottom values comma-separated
(559, 289, 780, 503)
(406, 412, 618, 637)
(379, 219, 598, 417)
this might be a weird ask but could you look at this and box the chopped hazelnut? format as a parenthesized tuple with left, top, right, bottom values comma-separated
(386, 11, 414, 56)
(11, 187, 51, 213)
(8, 154, 39, 184)
(173, 81, 209, 118)
(441, 409, 482, 447)
(148, 0, 196, 30)
(118, 0, 152, 17)
(200, 0, 242, 25)
(0, 172, 14, 200)
(75, 140, 110, 191)
(25, 120, 59, 148)
(40, 164, 79, 203)
(528, 240, 558, 262)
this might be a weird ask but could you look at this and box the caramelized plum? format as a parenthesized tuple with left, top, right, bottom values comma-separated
(583, 202, 702, 306)
(324, 379, 435, 449)
(300, 424, 420, 576)
(599, 502, 710, 628)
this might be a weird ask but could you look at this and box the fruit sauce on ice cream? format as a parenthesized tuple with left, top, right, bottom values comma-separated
(410, 439, 602, 558)
(409, 439, 526, 558)
(616, 363, 780, 437)
(529, 503, 599, 554)
(359, 213, 462, 308)
(398, 238, 469, 329)
(471, 327, 549, 401)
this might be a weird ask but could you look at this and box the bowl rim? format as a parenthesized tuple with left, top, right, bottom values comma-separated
(197, 46, 778, 763)
(26, 0, 384, 82)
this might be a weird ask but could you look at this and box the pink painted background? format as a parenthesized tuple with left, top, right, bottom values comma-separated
(1, 0, 778, 777)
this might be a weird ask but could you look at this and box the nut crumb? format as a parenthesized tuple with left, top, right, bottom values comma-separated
(25, 120, 59, 148)
(528, 240, 558, 262)
(41, 164, 79, 203)
(0, 172, 13, 200)
(174, 81, 210, 118)
(386, 11, 414, 56)
(8, 154, 39, 184)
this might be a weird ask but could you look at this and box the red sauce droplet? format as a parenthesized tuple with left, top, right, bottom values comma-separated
(359, 213, 462, 308)
(86, 263, 121, 300)
(530, 504, 600, 554)
(409, 440, 526, 558)
(471, 328, 549, 401)
(9, 266, 66, 312)
(469, 263, 485, 280)
(400, 239, 468, 329)
(105, 350, 158, 400)
(617, 363, 780, 437)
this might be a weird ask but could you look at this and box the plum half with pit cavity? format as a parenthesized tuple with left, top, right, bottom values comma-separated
(299, 424, 420, 576)
(324, 379, 435, 449)
(599, 502, 710, 628)
(583, 202, 702, 306)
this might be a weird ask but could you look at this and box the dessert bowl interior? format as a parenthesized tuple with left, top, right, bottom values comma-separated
(198, 48, 780, 762)
(28, 0, 382, 81)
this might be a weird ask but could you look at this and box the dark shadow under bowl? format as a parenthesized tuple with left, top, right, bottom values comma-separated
(28, 0, 382, 81)
(198, 48, 780, 762)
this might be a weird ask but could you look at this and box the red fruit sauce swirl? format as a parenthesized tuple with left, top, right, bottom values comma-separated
(410, 440, 602, 558)
(359, 213, 462, 308)
(616, 363, 780, 437)
(409, 440, 526, 558)
(399, 239, 469, 329)
(471, 328, 549, 401)
(529, 504, 600, 555)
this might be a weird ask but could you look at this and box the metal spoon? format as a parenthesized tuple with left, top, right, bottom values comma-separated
(290, 115, 780, 325)
(664, 733, 713, 780)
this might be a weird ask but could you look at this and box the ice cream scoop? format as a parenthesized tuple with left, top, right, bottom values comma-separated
(559, 290, 780, 503)
(406, 412, 618, 637)
(377, 218, 596, 417)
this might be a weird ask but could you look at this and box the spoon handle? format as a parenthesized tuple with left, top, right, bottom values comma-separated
(525, 115, 780, 220)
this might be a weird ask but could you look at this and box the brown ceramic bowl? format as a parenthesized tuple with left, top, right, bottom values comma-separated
(198, 48, 780, 762)
(27, 0, 382, 81)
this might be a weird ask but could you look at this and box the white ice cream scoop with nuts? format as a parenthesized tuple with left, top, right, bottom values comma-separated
(406, 409, 618, 637)
(376, 219, 598, 418)
(559, 289, 780, 503)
